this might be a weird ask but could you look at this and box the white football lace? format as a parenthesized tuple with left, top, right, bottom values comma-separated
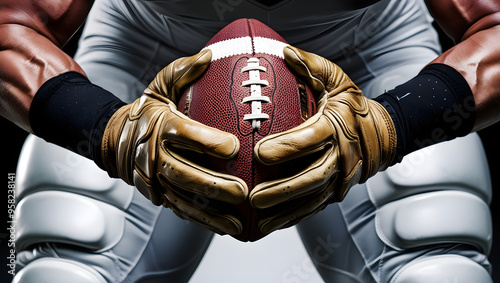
(241, 57, 270, 130)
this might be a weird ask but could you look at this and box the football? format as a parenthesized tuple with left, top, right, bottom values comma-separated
(177, 18, 316, 241)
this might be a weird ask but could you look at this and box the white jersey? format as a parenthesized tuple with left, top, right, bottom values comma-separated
(107, 0, 416, 62)
(137, 0, 381, 54)
(76, 0, 439, 100)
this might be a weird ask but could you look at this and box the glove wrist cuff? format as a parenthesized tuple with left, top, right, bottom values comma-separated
(369, 99, 398, 172)
(101, 104, 131, 181)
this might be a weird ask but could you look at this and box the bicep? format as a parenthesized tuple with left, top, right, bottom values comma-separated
(425, 0, 500, 42)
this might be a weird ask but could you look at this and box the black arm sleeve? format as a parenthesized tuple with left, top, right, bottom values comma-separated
(29, 72, 126, 168)
(374, 63, 475, 163)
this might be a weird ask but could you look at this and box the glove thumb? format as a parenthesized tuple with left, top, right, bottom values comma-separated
(146, 49, 212, 102)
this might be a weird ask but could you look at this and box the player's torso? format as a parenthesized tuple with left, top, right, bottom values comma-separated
(94, 0, 433, 88)
(142, 0, 381, 23)
(121, 0, 388, 57)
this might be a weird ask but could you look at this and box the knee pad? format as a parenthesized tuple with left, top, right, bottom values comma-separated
(368, 134, 492, 254)
(14, 135, 210, 282)
(375, 190, 491, 253)
(392, 255, 492, 283)
(15, 190, 126, 251)
(16, 135, 134, 208)
(14, 135, 136, 252)
(13, 258, 107, 283)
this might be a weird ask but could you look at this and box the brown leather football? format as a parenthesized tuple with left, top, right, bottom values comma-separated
(177, 18, 316, 241)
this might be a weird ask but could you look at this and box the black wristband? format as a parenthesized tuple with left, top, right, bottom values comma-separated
(30, 72, 126, 168)
(374, 63, 475, 163)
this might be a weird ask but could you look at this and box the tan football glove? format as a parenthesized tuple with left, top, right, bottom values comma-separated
(249, 46, 397, 234)
(101, 50, 248, 235)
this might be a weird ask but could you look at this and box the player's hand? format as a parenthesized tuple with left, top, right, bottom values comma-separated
(249, 46, 397, 234)
(101, 50, 248, 235)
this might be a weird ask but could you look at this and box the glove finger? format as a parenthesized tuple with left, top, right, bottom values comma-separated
(132, 169, 163, 206)
(146, 49, 212, 102)
(158, 146, 248, 204)
(283, 46, 355, 95)
(257, 180, 335, 235)
(250, 146, 338, 209)
(254, 112, 334, 165)
(164, 108, 240, 159)
(162, 188, 243, 235)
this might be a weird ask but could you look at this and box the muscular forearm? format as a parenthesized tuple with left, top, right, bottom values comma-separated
(372, 0, 500, 161)
(426, 0, 500, 131)
(0, 0, 92, 132)
(431, 24, 500, 131)
(0, 24, 85, 132)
